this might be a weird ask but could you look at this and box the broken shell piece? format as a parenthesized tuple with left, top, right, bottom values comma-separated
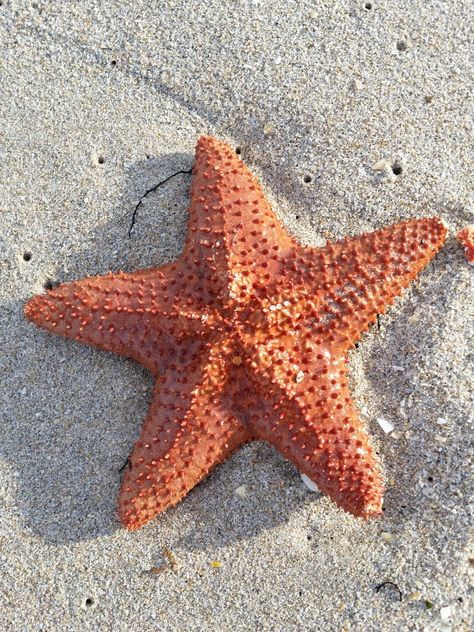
(440, 606, 451, 621)
(301, 473, 319, 492)
(372, 159, 390, 172)
(295, 370, 305, 383)
(376, 417, 394, 434)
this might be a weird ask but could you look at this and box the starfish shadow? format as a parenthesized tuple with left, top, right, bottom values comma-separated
(359, 237, 471, 563)
(169, 442, 318, 551)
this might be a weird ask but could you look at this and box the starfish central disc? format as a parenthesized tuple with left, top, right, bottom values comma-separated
(24, 136, 447, 530)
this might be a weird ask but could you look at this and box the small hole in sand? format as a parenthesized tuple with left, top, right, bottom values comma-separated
(303, 174, 312, 183)
(295, 215, 300, 220)
(84, 598, 94, 607)
(111, 60, 117, 66)
(396, 41, 407, 52)
(97, 156, 105, 164)
(23, 251, 32, 262)
(235, 146, 242, 155)
(44, 279, 59, 291)
(391, 163, 402, 176)
(365, 2, 372, 9)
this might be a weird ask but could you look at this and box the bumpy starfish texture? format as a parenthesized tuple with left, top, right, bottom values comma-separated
(25, 136, 447, 531)
(457, 226, 474, 265)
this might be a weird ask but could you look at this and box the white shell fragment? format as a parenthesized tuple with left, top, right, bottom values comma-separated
(376, 417, 395, 434)
(301, 473, 319, 492)
(372, 159, 390, 172)
(440, 606, 451, 621)
(295, 370, 305, 383)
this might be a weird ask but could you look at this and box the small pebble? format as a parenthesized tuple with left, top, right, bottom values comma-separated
(407, 591, 421, 601)
(234, 485, 248, 498)
(381, 531, 395, 544)
(350, 78, 363, 91)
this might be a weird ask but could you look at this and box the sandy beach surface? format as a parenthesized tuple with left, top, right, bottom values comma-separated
(1, 1, 473, 630)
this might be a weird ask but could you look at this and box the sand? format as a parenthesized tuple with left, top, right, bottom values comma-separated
(0, 1, 472, 630)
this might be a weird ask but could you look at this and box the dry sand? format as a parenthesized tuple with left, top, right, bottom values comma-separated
(0, 1, 472, 630)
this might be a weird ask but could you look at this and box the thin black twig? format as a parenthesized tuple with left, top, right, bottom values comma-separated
(377, 314, 381, 330)
(119, 457, 131, 473)
(375, 581, 402, 602)
(128, 168, 193, 238)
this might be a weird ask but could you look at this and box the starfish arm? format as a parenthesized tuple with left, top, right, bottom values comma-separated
(24, 265, 205, 374)
(246, 335, 384, 518)
(118, 340, 249, 530)
(181, 136, 296, 303)
(294, 217, 447, 350)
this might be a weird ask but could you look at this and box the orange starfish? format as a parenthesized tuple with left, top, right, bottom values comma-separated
(25, 137, 447, 530)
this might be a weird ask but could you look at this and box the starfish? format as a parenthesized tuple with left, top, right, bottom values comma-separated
(25, 136, 447, 531)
